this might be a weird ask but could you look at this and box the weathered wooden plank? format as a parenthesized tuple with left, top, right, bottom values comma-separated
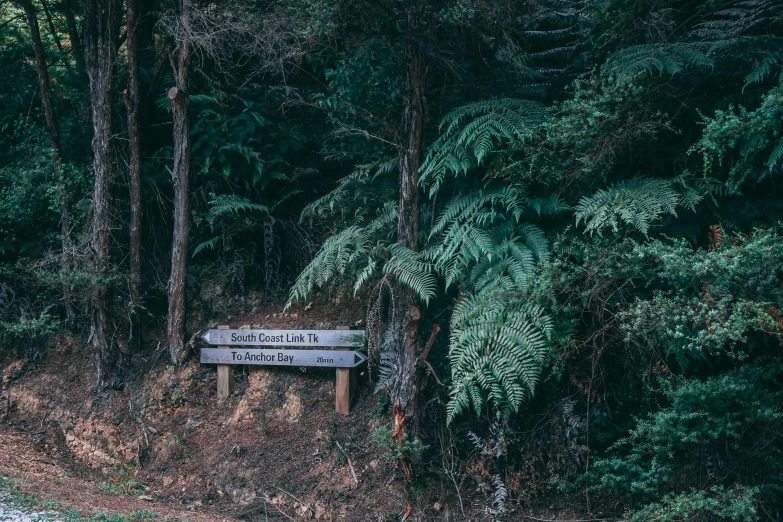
(335, 326, 353, 415)
(201, 329, 365, 347)
(216, 325, 233, 399)
(201, 348, 367, 368)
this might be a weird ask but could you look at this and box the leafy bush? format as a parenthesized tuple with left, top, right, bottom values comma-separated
(592, 362, 783, 513)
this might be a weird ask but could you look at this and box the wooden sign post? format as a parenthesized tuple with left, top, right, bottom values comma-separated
(216, 325, 233, 399)
(200, 327, 366, 414)
(335, 326, 353, 415)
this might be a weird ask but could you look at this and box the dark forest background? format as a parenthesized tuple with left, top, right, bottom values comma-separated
(1, 0, 783, 519)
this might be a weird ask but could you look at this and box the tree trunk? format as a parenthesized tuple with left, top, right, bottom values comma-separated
(38, 0, 72, 72)
(123, 0, 142, 353)
(166, 0, 191, 365)
(17, 0, 76, 327)
(84, 0, 123, 388)
(61, 0, 82, 64)
(389, 27, 426, 459)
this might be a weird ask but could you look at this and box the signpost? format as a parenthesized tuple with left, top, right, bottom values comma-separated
(200, 326, 366, 414)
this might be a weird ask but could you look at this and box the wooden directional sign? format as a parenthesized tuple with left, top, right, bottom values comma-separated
(201, 326, 366, 414)
(200, 329, 364, 347)
(200, 348, 367, 368)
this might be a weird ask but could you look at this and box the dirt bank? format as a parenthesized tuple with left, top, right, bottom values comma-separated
(0, 296, 467, 521)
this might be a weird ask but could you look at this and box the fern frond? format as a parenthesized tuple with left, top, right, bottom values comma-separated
(421, 99, 545, 195)
(574, 177, 702, 236)
(447, 286, 552, 423)
(193, 236, 220, 257)
(605, 44, 714, 83)
(207, 194, 269, 224)
(384, 244, 438, 304)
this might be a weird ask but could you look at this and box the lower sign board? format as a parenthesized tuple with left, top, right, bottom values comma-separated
(200, 348, 366, 368)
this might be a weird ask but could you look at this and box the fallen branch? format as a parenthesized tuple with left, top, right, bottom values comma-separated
(335, 440, 358, 485)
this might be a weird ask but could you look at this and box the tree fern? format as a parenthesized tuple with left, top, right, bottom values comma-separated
(420, 99, 545, 195)
(574, 177, 701, 236)
(285, 203, 398, 309)
(447, 284, 552, 423)
(604, 44, 714, 83)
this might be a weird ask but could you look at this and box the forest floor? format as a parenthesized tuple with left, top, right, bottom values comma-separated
(0, 424, 238, 521)
(0, 285, 468, 521)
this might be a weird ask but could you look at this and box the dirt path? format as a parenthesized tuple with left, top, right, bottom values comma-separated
(0, 424, 238, 521)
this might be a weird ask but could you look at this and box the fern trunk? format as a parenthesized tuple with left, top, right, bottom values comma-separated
(389, 29, 425, 450)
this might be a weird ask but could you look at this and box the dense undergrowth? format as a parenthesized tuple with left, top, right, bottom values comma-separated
(2, 0, 783, 519)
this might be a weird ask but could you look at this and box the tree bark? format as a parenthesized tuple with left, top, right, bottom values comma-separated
(61, 0, 82, 62)
(38, 0, 72, 72)
(17, 0, 76, 327)
(123, 0, 142, 353)
(84, 0, 123, 388)
(166, 0, 191, 365)
(389, 19, 426, 455)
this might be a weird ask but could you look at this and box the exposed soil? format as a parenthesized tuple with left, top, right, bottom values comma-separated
(0, 424, 237, 521)
(0, 290, 467, 521)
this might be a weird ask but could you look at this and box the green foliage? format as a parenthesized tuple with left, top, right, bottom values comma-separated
(619, 229, 783, 368)
(592, 362, 782, 508)
(574, 177, 701, 236)
(0, 306, 62, 344)
(191, 98, 305, 189)
(99, 478, 147, 496)
(447, 285, 552, 423)
(691, 85, 783, 190)
(420, 99, 545, 195)
(205, 194, 270, 222)
(286, 202, 398, 307)
(371, 425, 428, 464)
(628, 486, 759, 522)
(604, 44, 714, 82)
(511, 75, 670, 190)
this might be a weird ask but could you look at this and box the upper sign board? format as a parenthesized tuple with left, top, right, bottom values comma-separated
(200, 329, 365, 347)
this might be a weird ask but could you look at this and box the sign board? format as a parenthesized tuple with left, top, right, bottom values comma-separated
(200, 348, 366, 368)
(201, 329, 364, 347)
(201, 327, 365, 413)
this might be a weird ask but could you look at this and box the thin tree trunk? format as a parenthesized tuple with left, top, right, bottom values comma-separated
(84, 0, 123, 388)
(166, 0, 191, 365)
(61, 0, 81, 60)
(38, 0, 72, 72)
(123, 0, 142, 353)
(17, 0, 76, 327)
(389, 17, 426, 460)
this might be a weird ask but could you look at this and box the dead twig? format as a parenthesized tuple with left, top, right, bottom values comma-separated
(270, 485, 314, 514)
(264, 499, 297, 522)
(334, 440, 358, 485)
